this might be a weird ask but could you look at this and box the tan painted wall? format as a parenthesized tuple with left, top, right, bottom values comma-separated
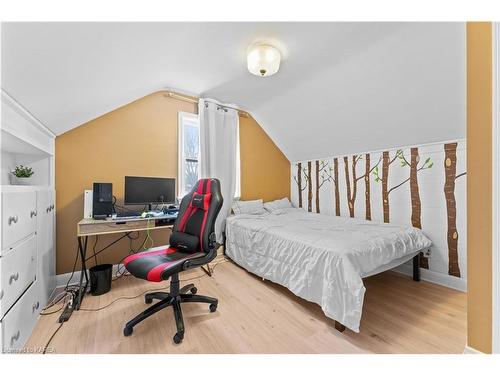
(55, 91, 290, 274)
(239, 115, 290, 202)
(466, 22, 492, 354)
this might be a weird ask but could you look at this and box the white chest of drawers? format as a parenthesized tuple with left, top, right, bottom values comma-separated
(1, 90, 56, 353)
(0, 186, 55, 353)
(1, 191, 37, 253)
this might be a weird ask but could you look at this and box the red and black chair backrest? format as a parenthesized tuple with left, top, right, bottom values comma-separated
(170, 178, 223, 254)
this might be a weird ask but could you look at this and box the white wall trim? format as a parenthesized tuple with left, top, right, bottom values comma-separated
(492, 22, 500, 355)
(463, 345, 485, 354)
(393, 264, 467, 292)
(1, 88, 56, 138)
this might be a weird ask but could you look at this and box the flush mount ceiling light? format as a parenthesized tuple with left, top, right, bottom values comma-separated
(247, 44, 281, 77)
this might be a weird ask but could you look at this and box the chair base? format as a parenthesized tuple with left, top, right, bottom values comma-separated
(123, 274, 218, 344)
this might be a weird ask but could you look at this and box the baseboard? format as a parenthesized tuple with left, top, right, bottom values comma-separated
(55, 263, 124, 289)
(463, 346, 485, 354)
(393, 263, 467, 292)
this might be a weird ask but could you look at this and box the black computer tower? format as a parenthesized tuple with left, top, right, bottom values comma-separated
(92, 182, 113, 218)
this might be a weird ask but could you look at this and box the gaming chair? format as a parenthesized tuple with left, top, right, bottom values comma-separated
(122, 178, 223, 344)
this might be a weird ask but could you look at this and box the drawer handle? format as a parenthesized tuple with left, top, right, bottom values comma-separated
(47, 207, 50, 213)
(9, 272, 19, 284)
(31, 210, 37, 218)
(51, 204, 55, 210)
(8, 215, 19, 225)
(10, 330, 20, 346)
(33, 301, 40, 312)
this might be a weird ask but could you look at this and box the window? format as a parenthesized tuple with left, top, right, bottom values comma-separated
(178, 112, 200, 198)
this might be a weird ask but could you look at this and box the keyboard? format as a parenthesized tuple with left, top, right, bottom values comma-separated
(116, 211, 140, 218)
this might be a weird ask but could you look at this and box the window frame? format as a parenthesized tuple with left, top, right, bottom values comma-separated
(178, 111, 200, 199)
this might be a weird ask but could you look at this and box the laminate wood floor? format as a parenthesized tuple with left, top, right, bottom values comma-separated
(25, 259, 466, 354)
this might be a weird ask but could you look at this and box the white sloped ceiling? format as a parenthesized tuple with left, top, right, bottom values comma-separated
(1, 22, 465, 161)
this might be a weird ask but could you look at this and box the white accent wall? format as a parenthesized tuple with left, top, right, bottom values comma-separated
(291, 140, 467, 290)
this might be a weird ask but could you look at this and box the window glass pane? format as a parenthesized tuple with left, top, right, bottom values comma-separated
(184, 160, 198, 193)
(184, 124, 199, 159)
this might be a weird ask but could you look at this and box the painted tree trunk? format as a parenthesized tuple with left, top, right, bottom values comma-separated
(382, 151, 390, 223)
(315, 160, 321, 213)
(344, 157, 354, 217)
(410, 148, 428, 269)
(297, 162, 303, 208)
(365, 153, 371, 220)
(307, 161, 312, 213)
(444, 143, 460, 277)
(350, 156, 358, 218)
(333, 158, 340, 216)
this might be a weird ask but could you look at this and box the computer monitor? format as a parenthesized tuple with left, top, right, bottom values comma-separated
(124, 176, 176, 210)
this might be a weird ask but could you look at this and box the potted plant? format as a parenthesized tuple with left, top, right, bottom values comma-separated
(10, 165, 34, 185)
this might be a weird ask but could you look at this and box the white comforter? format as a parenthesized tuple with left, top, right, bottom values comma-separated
(225, 208, 432, 332)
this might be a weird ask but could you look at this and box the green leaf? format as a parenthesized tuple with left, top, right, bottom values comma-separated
(425, 157, 431, 164)
(428, 162, 433, 168)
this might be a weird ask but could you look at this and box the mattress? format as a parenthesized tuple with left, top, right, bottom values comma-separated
(225, 208, 432, 332)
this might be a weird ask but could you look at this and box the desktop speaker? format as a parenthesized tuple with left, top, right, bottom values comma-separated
(84, 189, 93, 219)
(92, 182, 113, 218)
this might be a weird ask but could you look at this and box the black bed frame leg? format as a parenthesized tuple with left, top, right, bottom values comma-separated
(334, 321, 346, 332)
(412, 253, 421, 282)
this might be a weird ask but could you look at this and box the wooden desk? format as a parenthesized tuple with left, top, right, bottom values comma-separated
(66, 216, 175, 321)
(77, 216, 174, 236)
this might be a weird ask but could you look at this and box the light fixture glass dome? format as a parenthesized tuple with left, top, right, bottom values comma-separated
(247, 44, 281, 77)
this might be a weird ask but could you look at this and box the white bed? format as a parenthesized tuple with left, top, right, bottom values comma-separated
(224, 207, 432, 332)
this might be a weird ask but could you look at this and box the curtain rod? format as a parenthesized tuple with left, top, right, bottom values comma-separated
(162, 91, 250, 118)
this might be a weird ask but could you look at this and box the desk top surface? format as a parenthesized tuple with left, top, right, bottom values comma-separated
(78, 215, 175, 225)
(77, 215, 174, 236)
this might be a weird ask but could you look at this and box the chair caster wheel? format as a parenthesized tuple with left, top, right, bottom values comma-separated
(190, 287, 197, 295)
(145, 296, 153, 304)
(123, 326, 133, 337)
(209, 304, 217, 313)
(173, 332, 184, 344)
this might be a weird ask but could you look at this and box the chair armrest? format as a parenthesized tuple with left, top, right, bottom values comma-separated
(183, 247, 218, 270)
(182, 232, 220, 270)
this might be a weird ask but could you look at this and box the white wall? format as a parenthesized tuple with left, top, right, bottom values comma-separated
(258, 23, 466, 162)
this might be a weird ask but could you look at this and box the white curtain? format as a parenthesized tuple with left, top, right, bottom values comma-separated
(199, 98, 240, 243)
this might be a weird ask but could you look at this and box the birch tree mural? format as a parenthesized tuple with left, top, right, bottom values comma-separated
(293, 162, 308, 208)
(333, 158, 341, 216)
(364, 154, 372, 220)
(343, 155, 381, 218)
(344, 155, 361, 217)
(373, 150, 402, 223)
(363, 154, 381, 220)
(374, 149, 433, 224)
(307, 161, 313, 212)
(399, 148, 434, 269)
(444, 142, 466, 277)
(291, 139, 467, 281)
(315, 160, 330, 213)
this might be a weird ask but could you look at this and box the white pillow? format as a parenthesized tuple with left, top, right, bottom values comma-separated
(232, 199, 266, 215)
(264, 197, 292, 212)
(269, 207, 295, 215)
